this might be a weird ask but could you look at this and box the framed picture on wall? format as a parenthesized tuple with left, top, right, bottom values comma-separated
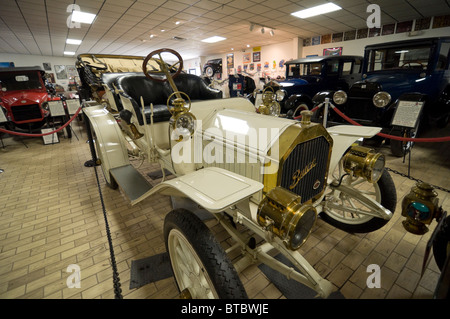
(323, 47, 342, 56)
(243, 53, 251, 63)
(253, 51, 261, 62)
(55, 65, 67, 79)
(227, 53, 234, 69)
(0, 62, 14, 68)
(66, 65, 77, 77)
(43, 62, 51, 71)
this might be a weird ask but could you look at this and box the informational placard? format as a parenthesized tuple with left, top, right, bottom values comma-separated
(41, 128, 59, 145)
(0, 109, 7, 123)
(391, 100, 424, 128)
(48, 100, 66, 117)
(66, 99, 81, 115)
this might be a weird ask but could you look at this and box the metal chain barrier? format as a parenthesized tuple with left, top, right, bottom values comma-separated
(385, 167, 450, 194)
(93, 163, 124, 299)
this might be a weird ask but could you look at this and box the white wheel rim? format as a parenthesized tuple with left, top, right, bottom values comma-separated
(168, 229, 218, 299)
(323, 163, 382, 225)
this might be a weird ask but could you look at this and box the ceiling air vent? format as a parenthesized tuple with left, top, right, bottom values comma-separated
(172, 36, 187, 41)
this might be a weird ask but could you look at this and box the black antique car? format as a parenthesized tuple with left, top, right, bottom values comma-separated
(313, 37, 450, 156)
(264, 55, 363, 118)
(203, 58, 223, 77)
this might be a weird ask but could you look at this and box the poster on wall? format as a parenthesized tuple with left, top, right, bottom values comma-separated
(227, 53, 234, 69)
(344, 30, 356, 41)
(321, 34, 331, 44)
(311, 36, 321, 45)
(0, 62, 14, 68)
(396, 21, 413, 33)
(382, 23, 395, 35)
(323, 47, 342, 56)
(66, 65, 78, 77)
(55, 65, 67, 79)
(369, 27, 381, 37)
(433, 15, 450, 28)
(415, 17, 431, 31)
(332, 32, 343, 42)
(43, 63, 51, 71)
(253, 51, 261, 62)
(357, 28, 368, 39)
(243, 53, 251, 64)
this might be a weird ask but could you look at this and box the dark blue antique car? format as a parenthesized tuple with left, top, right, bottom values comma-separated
(265, 55, 363, 118)
(313, 37, 450, 156)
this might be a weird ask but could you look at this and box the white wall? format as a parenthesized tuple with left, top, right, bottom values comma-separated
(202, 40, 296, 97)
(183, 57, 202, 75)
(301, 26, 450, 57)
(0, 53, 77, 90)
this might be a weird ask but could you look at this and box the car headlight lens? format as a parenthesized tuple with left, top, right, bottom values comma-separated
(172, 112, 196, 141)
(333, 90, 347, 105)
(275, 90, 286, 102)
(270, 101, 281, 117)
(342, 145, 385, 183)
(373, 91, 391, 108)
(257, 187, 317, 250)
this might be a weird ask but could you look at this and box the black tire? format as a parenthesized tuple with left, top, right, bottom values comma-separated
(433, 216, 450, 271)
(320, 169, 397, 233)
(164, 208, 248, 299)
(204, 66, 214, 77)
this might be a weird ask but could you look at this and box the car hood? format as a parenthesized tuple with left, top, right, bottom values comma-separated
(278, 77, 317, 88)
(364, 69, 426, 100)
(0, 90, 48, 106)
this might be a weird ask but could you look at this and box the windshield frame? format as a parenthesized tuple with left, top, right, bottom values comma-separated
(365, 44, 433, 73)
(286, 62, 323, 78)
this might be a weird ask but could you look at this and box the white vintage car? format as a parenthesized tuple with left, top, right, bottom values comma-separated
(77, 49, 396, 299)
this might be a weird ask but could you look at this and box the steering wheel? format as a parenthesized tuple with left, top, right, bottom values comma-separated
(400, 61, 424, 69)
(143, 48, 183, 82)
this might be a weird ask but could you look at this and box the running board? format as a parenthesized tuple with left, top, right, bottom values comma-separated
(110, 165, 153, 205)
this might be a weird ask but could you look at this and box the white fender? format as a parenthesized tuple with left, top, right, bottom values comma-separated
(134, 167, 263, 212)
(84, 105, 129, 179)
(327, 125, 382, 180)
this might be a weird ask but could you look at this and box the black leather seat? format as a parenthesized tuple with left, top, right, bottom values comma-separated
(117, 73, 222, 125)
(102, 72, 143, 111)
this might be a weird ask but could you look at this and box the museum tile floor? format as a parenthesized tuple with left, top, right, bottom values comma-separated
(1, 116, 449, 300)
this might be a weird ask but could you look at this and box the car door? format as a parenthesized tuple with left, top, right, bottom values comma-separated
(338, 59, 362, 91)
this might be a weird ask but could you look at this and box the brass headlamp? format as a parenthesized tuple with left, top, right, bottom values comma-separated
(167, 91, 196, 142)
(257, 187, 317, 250)
(258, 86, 281, 116)
(342, 145, 385, 183)
(401, 182, 442, 235)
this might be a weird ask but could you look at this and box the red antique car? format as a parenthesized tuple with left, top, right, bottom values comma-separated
(0, 66, 63, 131)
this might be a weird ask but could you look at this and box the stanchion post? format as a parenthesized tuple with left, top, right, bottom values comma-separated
(323, 98, 330, 128)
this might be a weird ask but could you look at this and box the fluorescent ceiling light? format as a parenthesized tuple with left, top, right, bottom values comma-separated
(66, 39, 82, 45)
(64, 51, 76, 56)
(291, 3, 342, 19)
(201, 36, 226, 43)
(71, 11, 96, 24)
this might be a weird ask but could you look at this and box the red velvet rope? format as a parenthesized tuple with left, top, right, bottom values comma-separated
(330, 106, 450, 143)
(0, 107, 82, 137)
(294, 102, 450, 143)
